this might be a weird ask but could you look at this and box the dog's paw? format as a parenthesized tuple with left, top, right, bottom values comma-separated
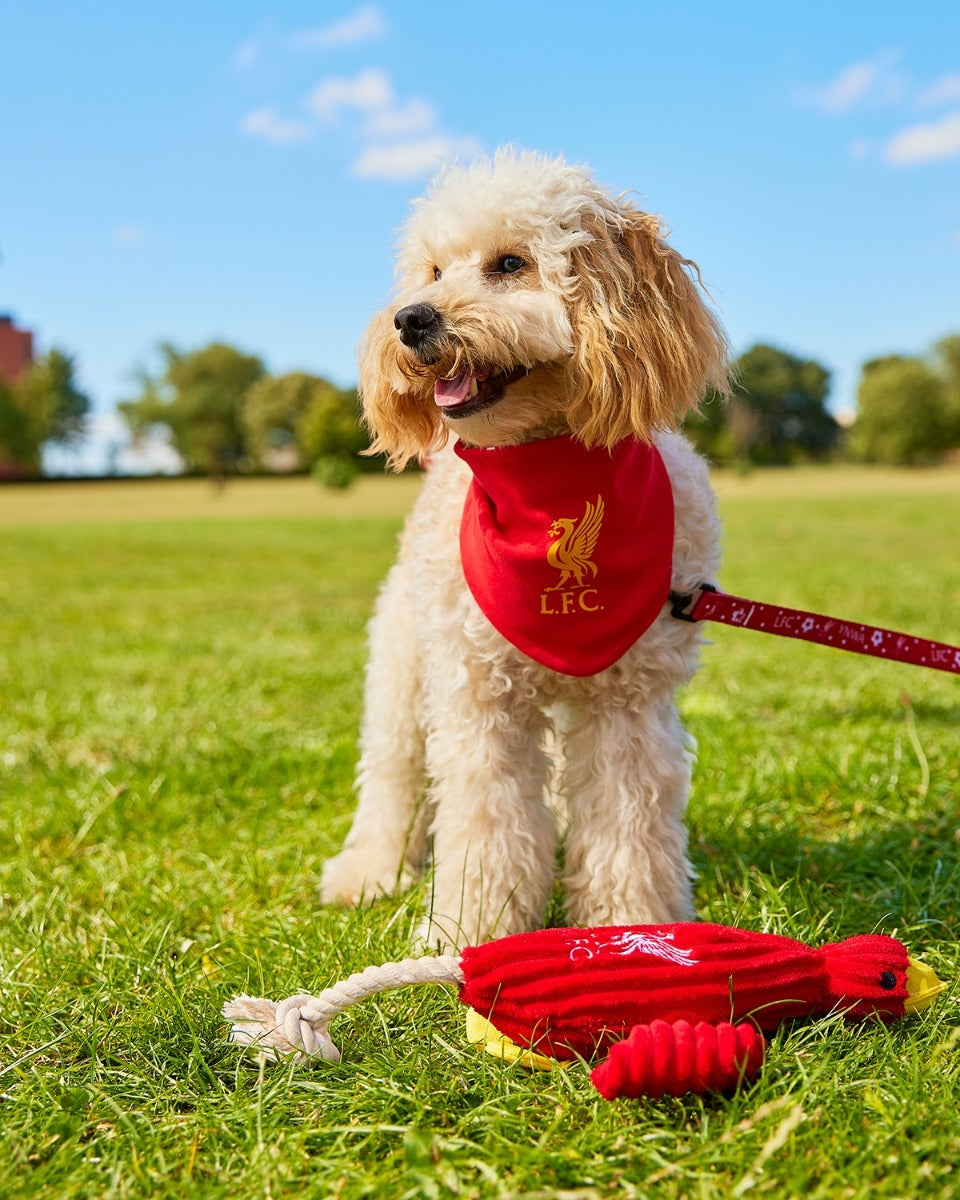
(319, 849, 414, 908)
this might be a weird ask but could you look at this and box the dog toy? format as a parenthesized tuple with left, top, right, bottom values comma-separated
(223, 922, 944, 1099)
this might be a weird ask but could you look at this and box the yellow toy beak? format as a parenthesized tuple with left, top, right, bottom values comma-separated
(904, 957, 947, 1014)
(464, 1008, 564, 1072)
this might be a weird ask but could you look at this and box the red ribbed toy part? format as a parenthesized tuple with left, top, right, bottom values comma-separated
(457, 923, 911, 1062)
(591, 1020, 767, 1099)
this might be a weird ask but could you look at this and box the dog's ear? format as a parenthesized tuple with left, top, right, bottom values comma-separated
(359, 310, 445, 471)
(564, 203, 729, 446)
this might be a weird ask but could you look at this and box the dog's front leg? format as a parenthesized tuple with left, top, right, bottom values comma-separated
(419, 687, 556, 952)
(320, 560, 428, 907)
(560, 698, 696, 926)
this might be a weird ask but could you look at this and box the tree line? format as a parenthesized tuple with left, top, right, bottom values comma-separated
(2, 333, 959, 480)
(119, 342, 369, 486)
(686, 334, 960, 468)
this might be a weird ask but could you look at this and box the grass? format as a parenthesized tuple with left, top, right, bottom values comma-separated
(1, 465, 958, 1199)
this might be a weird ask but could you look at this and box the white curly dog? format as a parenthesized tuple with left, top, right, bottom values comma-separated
(321, 149, 729, 952)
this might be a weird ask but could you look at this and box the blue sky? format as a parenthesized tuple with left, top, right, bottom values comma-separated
(2, 1, 959, 472)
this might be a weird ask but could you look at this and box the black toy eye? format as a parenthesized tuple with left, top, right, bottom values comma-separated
(497, 255, 525, 275)
(433, 266, 442, 281)
(879, 971, 897, 990)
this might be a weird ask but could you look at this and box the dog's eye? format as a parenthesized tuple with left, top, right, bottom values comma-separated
(433, 266, 442, 281)
(496, 255, 525, 275)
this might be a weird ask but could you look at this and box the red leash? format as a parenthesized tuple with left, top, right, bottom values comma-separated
(670, 585, 960, 676)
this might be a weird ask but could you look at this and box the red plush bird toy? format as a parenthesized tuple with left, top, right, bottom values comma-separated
(224, 922, 944, 1100)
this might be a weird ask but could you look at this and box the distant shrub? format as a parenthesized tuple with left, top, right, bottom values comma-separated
(312, 454, 359, 490)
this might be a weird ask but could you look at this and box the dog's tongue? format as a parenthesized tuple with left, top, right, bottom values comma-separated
(434, 372, 475, 408)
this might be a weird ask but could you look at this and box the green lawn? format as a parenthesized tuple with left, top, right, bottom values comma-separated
(1, 467, 958, 1199)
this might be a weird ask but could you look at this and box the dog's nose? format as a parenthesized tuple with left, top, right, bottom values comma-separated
(394, 303, 442, 349)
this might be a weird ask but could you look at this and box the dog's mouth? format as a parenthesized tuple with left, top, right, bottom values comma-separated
(433, 366, 529, 419)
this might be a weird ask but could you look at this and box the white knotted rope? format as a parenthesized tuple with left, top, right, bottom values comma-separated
(223, 955, 464, 1065)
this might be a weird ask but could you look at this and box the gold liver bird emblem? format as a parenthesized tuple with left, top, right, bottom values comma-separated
(545, 495, 605, 590)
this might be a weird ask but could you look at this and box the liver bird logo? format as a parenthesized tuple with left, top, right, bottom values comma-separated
(545, 495, 605, 590)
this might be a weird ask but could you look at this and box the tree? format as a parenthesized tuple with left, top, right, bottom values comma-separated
(933, 334, 960, 448)
(242, 371, 320, 469)
(296, 386, 367, 465)
(0, 380, 34, 475)
(684, 344, 838, 465)
(241, 371, 366, 470)
(121, 342, 264, 477)
(0, 347, 91, 476)
(681, 387, 736, 464)
(849, 355, 948, 465)
(732, 344, 838, 463)
(18, 347, 90, 445)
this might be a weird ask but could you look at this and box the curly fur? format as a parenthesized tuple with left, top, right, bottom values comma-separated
(322, 148, 729, 951)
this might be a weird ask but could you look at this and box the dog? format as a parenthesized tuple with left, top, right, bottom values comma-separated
(320, 148, 729, 952)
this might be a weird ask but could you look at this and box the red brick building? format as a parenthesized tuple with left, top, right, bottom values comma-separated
(0, 314, 34, 384)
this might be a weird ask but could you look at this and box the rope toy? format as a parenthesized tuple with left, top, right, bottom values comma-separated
(224, 922, 945, 1099)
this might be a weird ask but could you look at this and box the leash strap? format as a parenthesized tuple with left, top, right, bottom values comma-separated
(670, 585, 960, 676)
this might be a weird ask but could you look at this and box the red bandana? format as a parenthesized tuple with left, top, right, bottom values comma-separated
(455, 435, 675, 676)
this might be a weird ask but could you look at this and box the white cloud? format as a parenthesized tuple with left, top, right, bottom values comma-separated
(306, 70, 481, 181)
(352, 135, 483, 182)
(290, 6, 386, 50)
(796, 51, 901, 114)
(236, 49, 480, 184)
(917, 73, 960, 109)
(884, 108, 960, 165)
(308, 69, 439, 139)
(240, 106, 313, 145)
(307, 67, 394, 122)
(365, 97, 436, 138)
